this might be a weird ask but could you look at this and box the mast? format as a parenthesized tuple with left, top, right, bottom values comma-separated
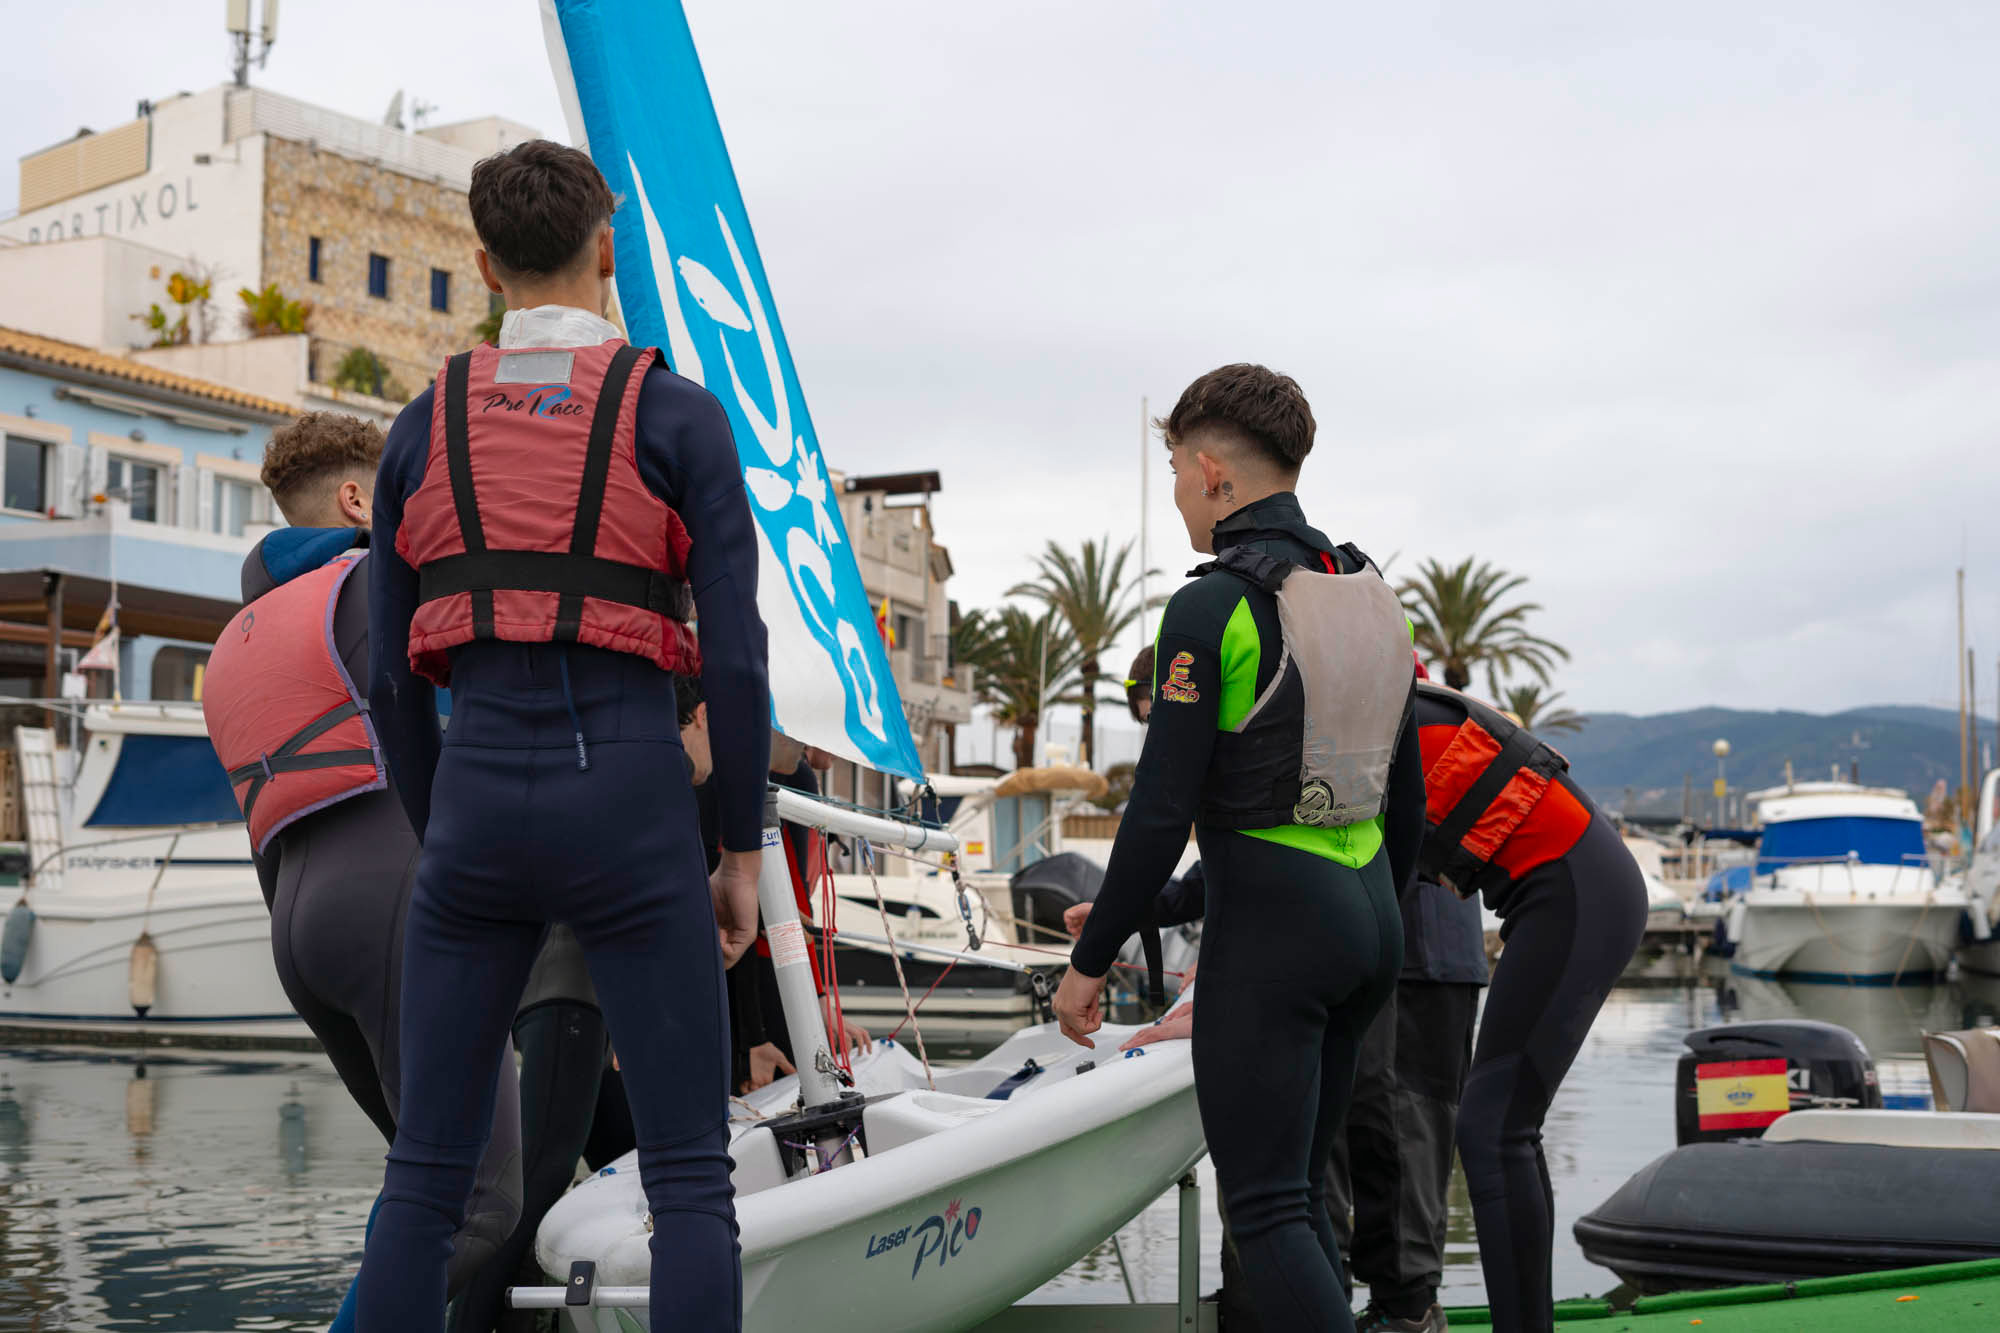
(1960, 568, 1970, 837)
(1138, 395, 1150, 644)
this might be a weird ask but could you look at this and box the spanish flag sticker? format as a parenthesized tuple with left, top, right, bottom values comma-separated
(1696, 1058, 1790, 1131)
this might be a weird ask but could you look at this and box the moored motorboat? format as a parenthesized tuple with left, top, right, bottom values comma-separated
(1721, 781, 1965, 982)
(0, 706, 303, 1046)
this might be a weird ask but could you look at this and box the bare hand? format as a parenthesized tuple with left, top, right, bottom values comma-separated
(1063, 902, 1094, 939)
(802, 746, 836, 772)
(824, 996, 873, 1054)
(712, 850, 761, 966)
(1052, 966, 1106, 1047)
(1121, 1006, 1194, 1051)
(742, 1042, 794, 1092)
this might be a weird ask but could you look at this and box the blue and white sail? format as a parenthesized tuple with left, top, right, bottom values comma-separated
(542, 0, 925, 781)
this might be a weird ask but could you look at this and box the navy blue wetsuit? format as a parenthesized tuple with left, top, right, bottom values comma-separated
(354, 357, 769, 1331)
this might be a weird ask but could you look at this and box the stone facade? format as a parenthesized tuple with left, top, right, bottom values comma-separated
(260, 137, 493, 402)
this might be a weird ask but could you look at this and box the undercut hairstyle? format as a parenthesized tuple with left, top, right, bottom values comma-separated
(468, 140, 617, 278)
(1156, 363, 1316, 474)
(1126, 644, 1155, 721)
(261, 412, 383, 524)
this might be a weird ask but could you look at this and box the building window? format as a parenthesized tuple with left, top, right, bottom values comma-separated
(430, 268, 450, 313)
(368, 253, 390, 299)
(151, 646, 211, 702)
(106, 456, 162, 523)
(211, 476, 253, 537)
(308, 236, 323, 283)
(3, 436, 47, 513)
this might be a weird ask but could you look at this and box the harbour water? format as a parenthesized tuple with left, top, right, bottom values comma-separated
(5, 969, 1999, 1329)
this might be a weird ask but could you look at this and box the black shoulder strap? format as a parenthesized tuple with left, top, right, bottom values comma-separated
(555, 343, 648, 642)
(1332, 542, 1371, 574)
(441, 352, 492, 638)
(1188, 544, 1290, 592)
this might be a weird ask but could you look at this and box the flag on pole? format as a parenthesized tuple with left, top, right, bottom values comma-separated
(78, 627, 119, 672)
(876, 597, 896, 649)
(542, 0, 925, 782)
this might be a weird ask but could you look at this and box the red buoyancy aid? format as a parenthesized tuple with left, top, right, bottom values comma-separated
(1414, 681, 1590, 899)
(395, 339, 701, 685)
(202, 549, 386, 853)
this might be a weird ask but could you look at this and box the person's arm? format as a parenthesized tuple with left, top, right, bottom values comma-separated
(1152, 859, 1208, 928)
(367, 390, 443, 840)
(1383, 694, 1424, 896)
(632, 369, 770, 855)
(1070, 591, 1222, 977)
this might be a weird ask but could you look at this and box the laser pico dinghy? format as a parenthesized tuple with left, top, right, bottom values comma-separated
(514, 788, 1205, 1331)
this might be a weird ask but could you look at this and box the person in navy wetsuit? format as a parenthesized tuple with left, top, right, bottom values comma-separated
(353, 141, 768, 1332)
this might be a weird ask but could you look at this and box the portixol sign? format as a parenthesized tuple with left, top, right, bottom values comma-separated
(10, 175, 203, 245)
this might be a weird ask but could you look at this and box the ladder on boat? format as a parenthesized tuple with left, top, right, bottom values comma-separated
(15, 727, 63, 892)
(507, 1171, 1218, 1330)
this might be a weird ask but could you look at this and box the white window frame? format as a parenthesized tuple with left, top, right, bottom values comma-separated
(0, 412, 73, 518)
(196, 452, 267, 538)
(89, 434, 181, 526)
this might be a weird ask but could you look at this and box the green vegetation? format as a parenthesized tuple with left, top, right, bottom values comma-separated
(1399, 556, 1567, 692)
(238, 283, 312, 337)
(132, 269, 213, 348)
(329, 345, 407, 402)
(953, 605, 1082, 771)
(1499, 682, 1584, 735)
(1007, 536, 1155, 769)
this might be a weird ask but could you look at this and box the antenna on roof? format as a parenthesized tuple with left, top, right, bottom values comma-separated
(383, 90, 406, 131)
(227, 0, 279, 88)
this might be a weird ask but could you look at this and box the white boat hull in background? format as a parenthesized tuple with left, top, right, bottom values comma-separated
(539, 1020, 1205, 1333)
(1725, 895, 1965, 981)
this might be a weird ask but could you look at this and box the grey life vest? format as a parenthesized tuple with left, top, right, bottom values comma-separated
(1195, 543, 1414, 830)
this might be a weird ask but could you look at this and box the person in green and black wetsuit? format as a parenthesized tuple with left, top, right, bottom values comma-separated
(1055, 363, 1426, 1333)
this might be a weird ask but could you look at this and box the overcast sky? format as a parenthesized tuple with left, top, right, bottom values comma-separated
(9, 1, 2000, 739)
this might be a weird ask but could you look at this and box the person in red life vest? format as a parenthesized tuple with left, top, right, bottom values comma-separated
(353, 142, 768, 1332)
(200, 414, 522, 1333)
(1412, 680, 1644, 1333)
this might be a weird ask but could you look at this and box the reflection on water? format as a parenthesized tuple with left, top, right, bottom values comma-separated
(3, 970, 1997, 1326)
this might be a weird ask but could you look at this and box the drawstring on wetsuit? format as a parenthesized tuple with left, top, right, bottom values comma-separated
(557, 650, 590, 771)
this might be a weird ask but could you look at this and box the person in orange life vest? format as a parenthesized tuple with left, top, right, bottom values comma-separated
(354, 142, 767, 1331)
(199, 414, 522, 1332)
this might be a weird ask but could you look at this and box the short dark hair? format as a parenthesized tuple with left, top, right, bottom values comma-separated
(1125, 644, 1155, 722)
(674, 673, 704, 728)
(261, 412, 383, 522)
(468, 140, 617, 278)
(1157, 363, 1316, 473)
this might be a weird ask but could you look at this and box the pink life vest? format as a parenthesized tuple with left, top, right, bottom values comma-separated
(394, 339, 701, 685)
(202, 549, 386, 853)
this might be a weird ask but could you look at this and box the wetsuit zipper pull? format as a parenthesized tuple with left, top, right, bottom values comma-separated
(558, 650, 590, 772)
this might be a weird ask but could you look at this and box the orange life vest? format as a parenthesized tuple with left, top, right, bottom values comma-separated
(202, 549, 386, 853)
(1415, 681, 1590, 899)
(395, 339, 701, 685)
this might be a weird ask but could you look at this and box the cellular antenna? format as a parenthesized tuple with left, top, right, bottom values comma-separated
(227, 0, 280, 88)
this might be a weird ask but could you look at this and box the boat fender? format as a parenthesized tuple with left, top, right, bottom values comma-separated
(128, 931, 159, 1017)
(1, 899, 32, 983)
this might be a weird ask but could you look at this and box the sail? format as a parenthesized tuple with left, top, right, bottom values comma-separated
(542, 0, 925, 782)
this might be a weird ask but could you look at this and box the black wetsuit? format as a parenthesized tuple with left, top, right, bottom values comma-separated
(239, 529, 522, 1314)
(357, 350, 769, 1330)
(1414, 689, 1646, 1333)
(1072, 494, 1424, 1333)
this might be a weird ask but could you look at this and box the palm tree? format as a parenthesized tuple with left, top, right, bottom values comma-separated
(1008, 536, 1154, 769)
(1399, 556, 1568, 691)
(954, 606, 1083, 770)
(1497, 681, 1585, 735)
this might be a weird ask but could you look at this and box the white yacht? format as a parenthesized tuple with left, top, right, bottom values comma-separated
(1955, 767, 2000, 977)
(1721, 781, 1965, 982)
(0, 705, 301, 1044)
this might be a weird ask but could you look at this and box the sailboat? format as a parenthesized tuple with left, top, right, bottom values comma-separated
(513, 3, 1204, 1325)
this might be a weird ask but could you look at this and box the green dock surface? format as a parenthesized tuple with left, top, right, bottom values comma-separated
(1444, 1259, 2000, 1330)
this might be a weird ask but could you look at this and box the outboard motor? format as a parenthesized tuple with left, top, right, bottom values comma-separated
(1675, 1020, 1879, 1145)
(1009, 852, 1105, 944)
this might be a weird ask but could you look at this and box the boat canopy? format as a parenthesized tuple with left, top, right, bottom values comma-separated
(84, 733, 242, 828)
(1756, 815, 1926, 874)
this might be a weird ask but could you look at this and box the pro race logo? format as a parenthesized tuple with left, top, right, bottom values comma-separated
(865, 1197, 984, 1279)
(479, 384, 586, 419)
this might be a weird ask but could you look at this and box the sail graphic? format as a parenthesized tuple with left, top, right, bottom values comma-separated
(542, 0, 925, 781)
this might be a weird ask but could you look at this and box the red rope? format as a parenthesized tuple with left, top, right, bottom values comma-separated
(885, 954, 960, 1044)
(816, 839, 852, 1075)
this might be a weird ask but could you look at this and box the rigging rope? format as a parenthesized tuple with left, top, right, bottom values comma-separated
(860, 838, 935, 1090)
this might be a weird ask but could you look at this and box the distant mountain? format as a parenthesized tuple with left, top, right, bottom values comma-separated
(1561, 704, 1995, 817)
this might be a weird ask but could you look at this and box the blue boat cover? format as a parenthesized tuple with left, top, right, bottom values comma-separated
(1756, 816, 1926, 875)
(85, 734, 243, 828)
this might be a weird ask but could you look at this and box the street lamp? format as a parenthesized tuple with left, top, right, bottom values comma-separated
(1712, 738, 1731, 825)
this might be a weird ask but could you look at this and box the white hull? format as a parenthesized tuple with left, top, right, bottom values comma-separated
(539, 1019, 1204, 1332)
(1726, 895, 1965, 981)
